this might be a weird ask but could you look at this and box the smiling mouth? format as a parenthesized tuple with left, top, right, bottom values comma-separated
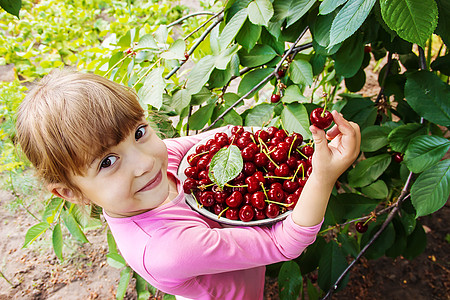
(138, 170, 162, 192)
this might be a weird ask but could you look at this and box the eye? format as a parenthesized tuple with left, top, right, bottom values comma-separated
(135, 125, 147, 141)
(100, 155, 117, 169)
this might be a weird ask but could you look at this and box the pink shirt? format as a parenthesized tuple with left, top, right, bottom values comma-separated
(104, 127, 322, 299)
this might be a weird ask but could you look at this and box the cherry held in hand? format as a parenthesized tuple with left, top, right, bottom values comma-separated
(310, 108, 333, 129)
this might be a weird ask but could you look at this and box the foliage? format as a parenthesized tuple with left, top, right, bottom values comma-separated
(2, 0, 449, 299)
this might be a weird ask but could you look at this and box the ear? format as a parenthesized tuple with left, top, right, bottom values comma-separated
(47, 183, 80, 203)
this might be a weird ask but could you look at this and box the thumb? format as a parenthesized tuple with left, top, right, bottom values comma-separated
(309, 125, 328, 152)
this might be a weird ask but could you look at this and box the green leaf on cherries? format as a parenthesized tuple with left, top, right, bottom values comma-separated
(208, 145, 243, 188)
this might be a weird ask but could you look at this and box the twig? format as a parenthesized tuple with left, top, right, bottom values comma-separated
(184, 9, 224, 40)
(167, 11, 216, 28)
(322, 173, 414, 299)
(0, 269, 13, 286)
(418, 46, 427, 70)
(165, 14, 224, 80)
(202, 27, 310, 131)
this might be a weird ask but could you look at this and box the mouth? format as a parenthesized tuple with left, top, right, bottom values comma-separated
(138, 170, 162, 192)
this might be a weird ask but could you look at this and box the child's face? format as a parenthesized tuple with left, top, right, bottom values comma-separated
(69, 119, 171, 218)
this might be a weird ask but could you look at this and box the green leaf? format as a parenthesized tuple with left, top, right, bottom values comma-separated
(107, 253, 127, 269)
(411, 159, 450, 217)
(361, 221, 396, 260)
(435, 0, 450, 46)
(62, 209, 89, 244)
(236, 20, 262, 51)
(361, 180, 389, 199)
(404, 70, 450, 126)
(307, 278, 320, 300)
(138, 67, 165, 109)
(23, 222, 50, 248)
(282, 85, 308, 104)
(319, 0, 347, 15)
(333, 34, 365, 78)
(237, 68, 274, 98)
(337, 232, 360, 258)
(171, 89, 191, 115)
(188, 102, 216, 130)
(402, 221, 427, 260)
(0, 0, 21, 18)
(281, 103, 312, 140)
(219, 8, 248, 49)
(329, 0, 376, 47)
(310, 12, 342, 55)
(332, 193, 379, 219)
(348, 154, 392, 188)
(273, 0, 316, 27)
(360, 125, 391, 152)
(107, 230, 118, 254)
(380, 0, 438, 48)
(339, 95, 377, 130)
(52, 223, 63, 261)
(135, 33, 158, 50)
(42, 197, 64, 224)
(160, 39, 185, 60)
(278, 261, 302, 300)
(245, 103, 274, 126)
(430, 53, 450, 76)
(318, 241, 349, 291)
(134, 273, 151, 300)
(186, 55, 216, 95)
(238, 44, 277, 68)
(215, 44, 239, 70)
(405, 135, 450, 173)
(289, 59, 313, 86)
(116, 267, 132, 300)
(388, 123, 427, 153)
(248, 0, 274, 26)
(209, 145, 243, 188)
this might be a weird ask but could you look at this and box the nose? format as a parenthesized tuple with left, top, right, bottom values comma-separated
(130, 146, 155, 177)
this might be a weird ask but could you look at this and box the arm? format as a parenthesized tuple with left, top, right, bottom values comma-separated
(292, 111, 361, 227)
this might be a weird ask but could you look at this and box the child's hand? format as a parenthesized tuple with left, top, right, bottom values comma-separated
(309, 111, 360, 184)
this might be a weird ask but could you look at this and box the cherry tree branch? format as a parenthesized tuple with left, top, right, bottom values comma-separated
(167, 11, 217, 28)
(165, 14, 224, 80)
(375, 51, 392, 105)
(321, 172, 414, 299)
(202, 27, 310, 132)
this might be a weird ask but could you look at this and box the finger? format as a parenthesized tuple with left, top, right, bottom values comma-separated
(331, 111, 359, 152)
(310, 125, 328, 153)
(325, 124, 340, 140)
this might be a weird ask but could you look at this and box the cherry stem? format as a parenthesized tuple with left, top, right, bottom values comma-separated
(188, 150, 210, 163)
(217, 206, 229, 219)
(198, 183, 215, 191)
(191, 191, 202, 208)
(224, 183, 248, 188)
(265, 199, 294, 208)
(260, 182, 269, 199)
(288, 135, 297, 160)
(291, 164, 304, 182)
(265, 175, 292, 180)
(258, 137, 270, 153)
(296, 148, 309, 160)
(322, 93, 328, 117)
(263, 149, 280, 169)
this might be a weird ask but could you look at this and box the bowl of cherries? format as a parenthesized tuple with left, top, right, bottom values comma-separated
(178, 126, 314, 226)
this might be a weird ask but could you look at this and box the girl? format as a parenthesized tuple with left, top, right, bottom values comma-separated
(16, 70, 360, 299)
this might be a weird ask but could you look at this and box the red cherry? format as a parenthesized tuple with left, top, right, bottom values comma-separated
(285, 195, 298, 210)
(255, 130, 270, 143)
(226, 191, 243, 208)
(253, 171, 266, 185)
(243, 162, 257, 176)
(274, 130, 288, 140)
(241, 146, 256, 162)
(267, 187, 285, 202)
(266, 126, 279, 138)
(183, 178, 198, 193)
(196, 144, 206, 154)
(277, 69, 285, 78)
(286, 157, 298, 169)
(213, 203, 225, 215)
(310, 108, 333, 129)
(251, 191, 266, 210)
(364, 45, 372, 53)
(265, 203, 280, 218)
(236, 136, 252, 149)
(274, 163, 290, 177)
(184, 52, 190, 60)
(199, 191, 215, 207)
(226, 208, 239, 220)
(254, 152, 269, 168)
(231, 126, 244, 136)
(271, 94, 281, 103)
(282, 180, 299, 193)
(254, 208, 266, 220)
(393, 152, 403, 163)
(245, 177, 261, 193)
(239, 205, 255, 222)
(355, 222, 368, 233)
(271, 148, 288, 164)
(301, 146, 314, 157)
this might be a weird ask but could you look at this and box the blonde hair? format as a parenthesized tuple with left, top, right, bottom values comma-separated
(16, 69, 145, 195)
